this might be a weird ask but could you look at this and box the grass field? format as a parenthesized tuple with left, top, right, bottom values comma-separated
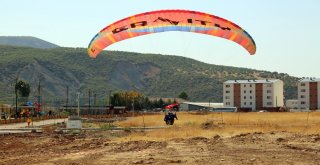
(115, 112, 320, 141)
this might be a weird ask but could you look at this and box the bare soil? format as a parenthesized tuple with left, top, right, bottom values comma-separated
(1, 130, 320, 165)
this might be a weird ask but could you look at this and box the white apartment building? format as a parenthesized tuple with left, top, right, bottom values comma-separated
(223, 79, 284, 111)
(298, 78, 320, 110)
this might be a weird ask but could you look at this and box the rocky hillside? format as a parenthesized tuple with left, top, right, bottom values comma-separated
(0, 45, 299, 105)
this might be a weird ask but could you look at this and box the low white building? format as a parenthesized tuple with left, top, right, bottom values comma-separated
(285, 100, 299, 109)
(180, 102, 223, 111)
(223, 79, 284, 111)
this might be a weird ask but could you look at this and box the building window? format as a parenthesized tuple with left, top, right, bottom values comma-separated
(267, 102, 272, 105)
(250, 102, 253, 105)
(244, 85, 246, 87)
(250, 90, 252, 94)
(267, 96, 271, 99)
(244, 102, 247, 105)
(226, 90, 230, 94)
(226, 85, 230, 88)
(301, 83, 305, 86)
(301, 89, 306, 92)
(225, 96, 230, 99)
(267, 84, 272, 87)
(300, 95, 305, 98)
(301, 101, 305, 105)
(226, 102, 230, 105)
(244, 96, 246, 99)
(267, 90, 272, 93)
(250, 96, 252, 99)
(250, 84, 252, 87)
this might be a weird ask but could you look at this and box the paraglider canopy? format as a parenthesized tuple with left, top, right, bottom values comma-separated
(88, 9, 256, 58)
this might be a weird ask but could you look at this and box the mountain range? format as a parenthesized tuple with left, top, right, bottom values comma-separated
(0, 37, 299, 106)
(0, 36, 59, 49)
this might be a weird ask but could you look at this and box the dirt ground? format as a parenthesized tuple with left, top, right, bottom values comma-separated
(1, 129, 320, 165)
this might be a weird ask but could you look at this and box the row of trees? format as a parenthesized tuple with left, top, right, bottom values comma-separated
(10, 79, 190, 111)
(110, 90, 188, 110)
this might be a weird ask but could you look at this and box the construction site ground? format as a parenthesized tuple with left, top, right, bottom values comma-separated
(1, 113, 320, 165)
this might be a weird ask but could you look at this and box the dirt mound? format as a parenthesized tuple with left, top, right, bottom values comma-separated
(112, 140, 168, 152)
(232, 132, 263, 138)
(276, 137, 287, 142)
(310, 135, 320, 142)
(201, 120, 215, 129)
(212, 135, 221, 139)
(187, 137, 209, 144)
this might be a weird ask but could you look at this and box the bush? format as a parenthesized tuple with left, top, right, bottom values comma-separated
(100, 123, 114, 130)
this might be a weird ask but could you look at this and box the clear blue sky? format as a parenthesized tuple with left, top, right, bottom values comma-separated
(1, 0, 319, 78)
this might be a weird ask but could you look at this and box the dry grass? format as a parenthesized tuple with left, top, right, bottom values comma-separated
(115, 112, 320, 141)
(114, 114, 164, 127)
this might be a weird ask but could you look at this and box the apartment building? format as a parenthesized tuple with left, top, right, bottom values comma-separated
(223, 79, 284, 111)
(298, 78, 320, 110)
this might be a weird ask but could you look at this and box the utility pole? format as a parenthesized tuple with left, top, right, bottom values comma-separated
(125, 93, 128, 108)
(38, 80, 41, 112)
(15, 76, 19, 118)
(132, 97, 134, 112)
(109, 90, 112, 106)
(15, 80, 18, 117)
(77, 92, 80, 116)
(132, 97, 135, 117)
(66, 86, 68, 111)
(88, 89, 91, 112)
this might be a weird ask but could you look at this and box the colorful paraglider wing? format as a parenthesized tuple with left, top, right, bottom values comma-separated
(88, 10, 256, 58)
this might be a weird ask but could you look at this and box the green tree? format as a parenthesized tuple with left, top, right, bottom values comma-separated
(178, 91, 189, 100)
(142, 97, 151, 110)
(158, 98, 164, 108)
(15, 80, 30, 97)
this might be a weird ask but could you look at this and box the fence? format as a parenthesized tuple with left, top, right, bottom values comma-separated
(0, 115, 66, 125)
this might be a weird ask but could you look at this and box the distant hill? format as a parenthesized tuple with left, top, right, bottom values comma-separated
(0, 36, 59, 49)
(0, 45, 299, 105)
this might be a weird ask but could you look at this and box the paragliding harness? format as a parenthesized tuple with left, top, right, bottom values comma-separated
(164, 112, 178, 125)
